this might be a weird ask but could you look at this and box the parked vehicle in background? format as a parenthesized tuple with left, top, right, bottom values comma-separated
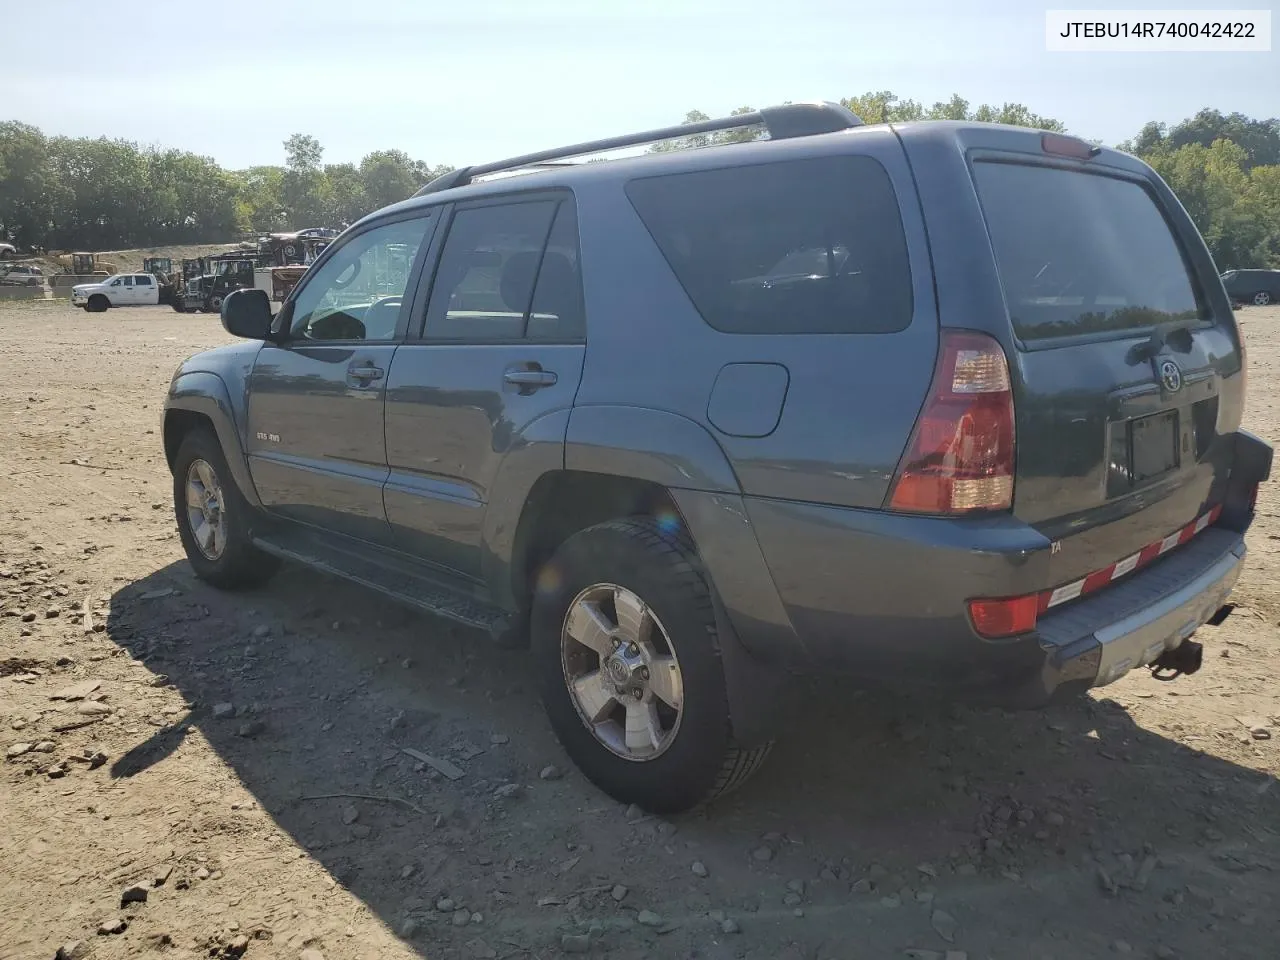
(162, 103, 1270, 813)
(250, 230, 335, 302)
(175, 256, 257, 313)
(72, 273, 160, 311)
(1221, 268, 1280, 307)
(258, 230, 335, 267)
(0, 242, 17, 259)
(0, 264, 45, 287)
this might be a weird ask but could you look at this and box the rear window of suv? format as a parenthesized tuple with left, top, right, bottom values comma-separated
(626, 156, 913, 335)
(972, 162, 1208, 343)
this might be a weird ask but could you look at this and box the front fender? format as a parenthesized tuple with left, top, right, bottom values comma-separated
(166, 371, 261, 508)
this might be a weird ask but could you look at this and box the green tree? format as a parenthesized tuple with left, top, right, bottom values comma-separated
(359, 149, 420, 210)
(0, 121, 59, 248)
(1146, 139, 1278, 268)
(236, 165, 287, 233)
(324, 162, 368, 226)
(1166, 109, 1280, 168)
(281, 133, 329, 226)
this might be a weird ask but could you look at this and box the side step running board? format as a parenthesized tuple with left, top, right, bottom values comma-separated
(252, 531, 510, 636)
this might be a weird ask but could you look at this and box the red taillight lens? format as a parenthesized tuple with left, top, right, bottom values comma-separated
(889, 331, 1016, 514)
(968, 595, 1038, 639)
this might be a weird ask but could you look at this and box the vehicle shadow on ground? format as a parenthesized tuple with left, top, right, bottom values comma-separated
(106, 560, 1280, 958)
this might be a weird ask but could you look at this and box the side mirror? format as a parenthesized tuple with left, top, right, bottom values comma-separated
(221, 288, 273, 340)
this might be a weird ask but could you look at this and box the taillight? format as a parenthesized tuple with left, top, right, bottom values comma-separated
(968, 596, 1038, 639)
(889, 330, 1016, 514)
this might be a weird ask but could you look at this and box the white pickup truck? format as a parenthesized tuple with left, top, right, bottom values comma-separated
(72, 273, 160, 311)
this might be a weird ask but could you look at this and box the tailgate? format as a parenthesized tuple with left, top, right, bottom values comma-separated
(971, 159, 1245, 583)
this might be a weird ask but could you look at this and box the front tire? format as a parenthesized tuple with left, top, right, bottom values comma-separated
(531, 517, 771, 813)
(1255, 291, 1272, 306)
(172, 428, 279, 589)
(86, 295, 109, 313)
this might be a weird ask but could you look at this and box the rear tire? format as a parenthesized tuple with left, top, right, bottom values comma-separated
(86, 295, 108, 313)
(531, 517, 771, 813)
(1255, 291, 1272, 306)
(172, 427, 279, 589)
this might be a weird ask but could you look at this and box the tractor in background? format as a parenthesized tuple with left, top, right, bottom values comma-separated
(55, 252, 116, 276)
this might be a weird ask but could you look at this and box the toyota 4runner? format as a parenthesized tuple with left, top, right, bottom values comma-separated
(163, 102, 1271, 813)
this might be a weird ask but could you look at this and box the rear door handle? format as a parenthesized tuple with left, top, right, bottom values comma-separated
(503, 369, 558, 388)
(347, 362, 384, 382)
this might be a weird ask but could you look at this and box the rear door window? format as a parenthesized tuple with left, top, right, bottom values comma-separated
(423, 200, 560, 341)
(625, 156, 913, 335)
(972, 162, 1208, 343)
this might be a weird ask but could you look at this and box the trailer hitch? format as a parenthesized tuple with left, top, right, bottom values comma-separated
(1151, 639, 1204, 681)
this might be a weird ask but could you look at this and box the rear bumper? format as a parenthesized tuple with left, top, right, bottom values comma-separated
(733, 492, 1258, 701)
(682, 431, 1267, 710)
(1012, 528, 1245, 705)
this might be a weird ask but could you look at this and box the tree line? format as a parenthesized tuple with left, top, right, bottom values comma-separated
(1, 97, 1277, 269)
(0, 125, 452, 251)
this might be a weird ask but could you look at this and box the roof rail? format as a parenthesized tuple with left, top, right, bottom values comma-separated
(413, 101, 863, 197)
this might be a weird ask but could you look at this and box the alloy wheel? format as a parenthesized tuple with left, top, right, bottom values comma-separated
(560, 583, 685, 761)
(184, 458, 227, 560)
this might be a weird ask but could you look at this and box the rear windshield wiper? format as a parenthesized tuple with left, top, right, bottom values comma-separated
(1131, 316, 1202, 362)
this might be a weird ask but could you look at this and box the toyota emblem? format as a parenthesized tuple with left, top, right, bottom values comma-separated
(1159, 359, 1182, 393)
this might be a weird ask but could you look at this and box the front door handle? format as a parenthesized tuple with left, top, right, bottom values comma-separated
(503, 368, 558, 388)
(347, 362, 384, 383)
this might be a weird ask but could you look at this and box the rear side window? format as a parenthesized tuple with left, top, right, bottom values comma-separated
(626, 156, 913, 335)
(972, 163, 1208, 343)
(425, 197, 585, 342)
(425, 201, 558, 340)
(528, 203, 585, 341)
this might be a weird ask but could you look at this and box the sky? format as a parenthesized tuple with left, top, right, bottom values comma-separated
(6, 0, 1277, 171)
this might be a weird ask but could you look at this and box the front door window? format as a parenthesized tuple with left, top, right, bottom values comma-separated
(289, 217, 433, 342)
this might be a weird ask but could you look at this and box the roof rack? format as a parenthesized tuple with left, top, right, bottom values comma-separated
(414, 101, 863, 197)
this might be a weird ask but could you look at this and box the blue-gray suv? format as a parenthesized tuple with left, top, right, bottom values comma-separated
(163, 102, 1271, 812)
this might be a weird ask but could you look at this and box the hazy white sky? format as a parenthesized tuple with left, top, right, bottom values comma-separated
(6, 0, 1277, 170)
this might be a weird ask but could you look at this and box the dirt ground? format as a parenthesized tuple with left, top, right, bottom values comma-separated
(2, 301, 1279, 960)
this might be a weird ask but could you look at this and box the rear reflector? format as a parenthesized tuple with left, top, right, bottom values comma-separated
(968, 595, 1038, 639)
(968, 504, 1223, 639)
(889, 331, 1016, 514)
